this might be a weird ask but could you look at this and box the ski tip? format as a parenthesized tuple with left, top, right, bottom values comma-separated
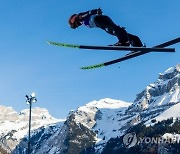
(46, 41, 81, 49)
(80, 66, 92, 70)
(47, 41, 52, 45)
(80, 67, 88, 70)
(80, 63, 105, 70)
(47, 41, 59, 46)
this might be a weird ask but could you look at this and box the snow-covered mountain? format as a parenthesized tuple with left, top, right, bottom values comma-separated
(47, 64, 179, 154)
(26, 98, 132, 154)
(0, 106, 65, 153)
(131, 64, 180, 111)
(70, 98, 132, 153)
(1, 64, 180, 154)
(32, 64, 180, 153)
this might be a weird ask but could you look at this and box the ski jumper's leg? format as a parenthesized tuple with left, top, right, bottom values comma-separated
(94, 15, 129, 45)
(128, 33, 143, 47)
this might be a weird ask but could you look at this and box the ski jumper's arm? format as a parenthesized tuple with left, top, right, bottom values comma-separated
(77, 8, 102, 22)
(78, 11, 90, 21)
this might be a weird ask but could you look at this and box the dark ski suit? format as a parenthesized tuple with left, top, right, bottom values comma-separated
(75, 9, 143, 47)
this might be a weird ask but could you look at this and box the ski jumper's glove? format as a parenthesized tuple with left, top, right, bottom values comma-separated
(89, 8, 102, 15)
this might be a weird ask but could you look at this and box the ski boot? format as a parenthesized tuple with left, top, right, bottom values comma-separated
(112, 41, 130, 46)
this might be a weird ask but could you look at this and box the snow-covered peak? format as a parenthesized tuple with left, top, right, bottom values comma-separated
(0, 105, 19, 121)
(166, 64, 179, 74)
(73, 99, 131, 129)
(75, 98, 132, 127)
(159, 63, 180, 81)
(0, 105, 65, 153)
(20, 107, 49, 114)
(165, 67, 175, 74)
(85, 98, 131, 109)
(0, 105, 16, 114)
(132, 64, 180, 111)
(19, 107, 56, 121)
(0, 105, 63, 138)
(67, 98, 132, 148)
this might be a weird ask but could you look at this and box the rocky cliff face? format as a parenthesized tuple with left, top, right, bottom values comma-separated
(130, 64, 180, 111)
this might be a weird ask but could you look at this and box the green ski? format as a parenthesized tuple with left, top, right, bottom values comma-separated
(47, 41, 175, 52)
(81, 37, 179, 69)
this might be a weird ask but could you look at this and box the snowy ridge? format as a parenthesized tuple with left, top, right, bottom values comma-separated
(0, 106, 62, 135)
(159, 64, 180, 77)
(19, 107, 59, 122)
(85, 98, 131, 109)
(0, 105, 65, 153)
(132, 64, 180, 111)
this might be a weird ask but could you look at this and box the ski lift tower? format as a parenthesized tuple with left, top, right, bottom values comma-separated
(25, 92, 37, 154)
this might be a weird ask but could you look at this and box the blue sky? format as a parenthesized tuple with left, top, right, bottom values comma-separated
(0, 0, 179, 118)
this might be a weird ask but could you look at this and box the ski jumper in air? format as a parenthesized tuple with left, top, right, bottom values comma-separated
(68, 8, 143, 47)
